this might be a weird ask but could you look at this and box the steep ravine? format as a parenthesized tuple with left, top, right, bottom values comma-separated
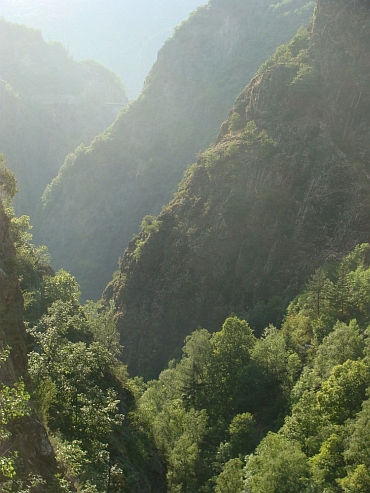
(106, 0, 370, 378)
(34, 0, 314, 301)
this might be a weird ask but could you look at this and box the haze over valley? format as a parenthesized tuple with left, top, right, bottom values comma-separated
(0, 0, 207, 98)
(2, 1, 370, 491)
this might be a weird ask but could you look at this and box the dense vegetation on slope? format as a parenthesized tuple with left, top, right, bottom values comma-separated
(3, 1, 370, 491)
(134, 243, 370, 492)
(5, 168, 370, 491)
(5, 183, 370, 492)
(0, 18, 127, 215)
(4, 162, 370, 491)
(0, 163, 165, 492)
(106, 0, 370, 378)
(0, 161, 60, 490)
(34, 0, 314, 301)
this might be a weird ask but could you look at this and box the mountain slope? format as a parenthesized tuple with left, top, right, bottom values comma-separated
(0, 198, 59, 488)
(0, 18, 127, 215)
(0, 0, 206, 99)
(35, 0, 314, 301)
(106, 0, 370, 378)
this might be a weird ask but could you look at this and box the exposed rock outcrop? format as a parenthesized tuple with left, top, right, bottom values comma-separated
(106, 0, 370, 378)
(34, 0, 314, 300)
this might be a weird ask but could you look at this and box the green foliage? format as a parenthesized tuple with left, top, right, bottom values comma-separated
(282, 389, 325, 455)
(313, 320, 364, 378)
(132, 214, 163, 262)
(53, 437, 89, 480)
(43, 270, 81, 305)
(244, 433, 309, 493)
(140, 214, 162, 234)
(229, 112, 243, 133)
(206, 317, 256, 422)
(174, 328, 213, 411)
(0, 157, 18, 206)
(83, 300, 122, 360)
(225, 141, 241, 158)
(38, 242, 370, 491)
(228, 413, 260, 457)
(201, 148, 221, 170)
(283, 244, 370, 346)
(133, 238, 146, 261)
(1, 184, 158, 490)
(251, 326, 290, 383)
(343, 397, 370, 469)
(140, 385, 207, 493)
(309, 432, 345, 491)
(215, 457, 244, 493)
(242, 121, 258, 146)
(212, 317, 255, 367)
(165, 406, 208, 493)
(339, 464, 370, 493)
(0, 349, 30, 479)
(237, 245, 370, 492)
(1, 474, 46, 493)
(249, 327, 299, 427)
(138, 316, 302, 491)
(290, 64, 318, 91)
(5, 209, 54, 325)
(257, 26, 310, 76)
(283, 360, 370, 458)
(28, 302, 123, 443)
(257, 130, 277, 159)
(15, 233, 370, 493)
(27, 291, 128, 490)
(239, 121, 277, 159)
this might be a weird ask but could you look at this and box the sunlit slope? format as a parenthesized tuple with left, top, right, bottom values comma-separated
(0, 18, 127, 215)
(0, 195, 61, 486)
(0, 0, 207, 98)
(35, 0, 314, 301)
(106, 0, 370, 378)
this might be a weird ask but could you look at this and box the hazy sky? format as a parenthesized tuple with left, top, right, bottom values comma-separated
(0, 0, 207, 98)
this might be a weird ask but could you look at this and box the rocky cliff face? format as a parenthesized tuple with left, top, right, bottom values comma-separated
(0, 18, 127, 216)
(106, 0, 370, 378)
(0, 200, 58, 487)
(34, 0, 314, 301)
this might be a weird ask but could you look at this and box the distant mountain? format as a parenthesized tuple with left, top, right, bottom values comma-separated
(105, 0, 370, 378)
(0, 0, 207, 99)
(34, 0, 314, 301)
(0, 18, 127, 215)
